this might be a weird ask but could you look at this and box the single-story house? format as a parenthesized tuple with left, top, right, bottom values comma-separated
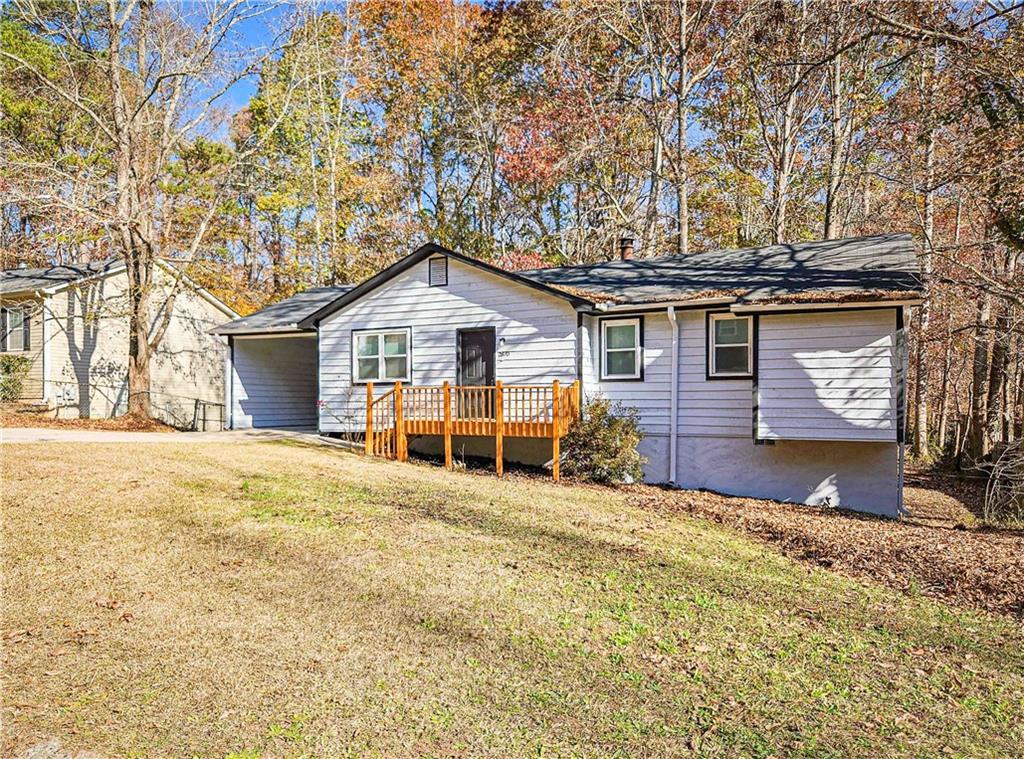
(213, 233, 923, 516)
(1, 259, 237, 428)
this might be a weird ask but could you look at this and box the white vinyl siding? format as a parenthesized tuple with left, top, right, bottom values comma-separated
(586, 310, 751, 438)
(589, 308, 897, 443)
(147, 268, 231, 427)
(756, 309, 898, 442)
(590, 313, 673, 436)
(230, 336, 318, 429)
(318, 257, 579, 433)
(678, 310, 751, 437)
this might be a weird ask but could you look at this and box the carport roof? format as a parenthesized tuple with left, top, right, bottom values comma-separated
(212, 286, 353, 336)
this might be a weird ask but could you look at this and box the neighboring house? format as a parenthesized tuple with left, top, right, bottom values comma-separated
(1, 260, 237, 428)
(214, 233, 923, 516)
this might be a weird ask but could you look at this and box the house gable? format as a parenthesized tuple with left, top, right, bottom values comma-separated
(317, 254, 581, 433)
(300, 243, 592, 328)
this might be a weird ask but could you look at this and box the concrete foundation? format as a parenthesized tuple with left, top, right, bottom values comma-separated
(410, 431, 900, 517)
(639, 434, 901, 517)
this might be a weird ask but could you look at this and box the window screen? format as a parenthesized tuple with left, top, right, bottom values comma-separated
(601, 318, 642, 380)
(708, 314, 751, 377)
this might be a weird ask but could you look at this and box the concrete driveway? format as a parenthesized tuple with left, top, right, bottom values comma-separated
(0, 427, 354, 448)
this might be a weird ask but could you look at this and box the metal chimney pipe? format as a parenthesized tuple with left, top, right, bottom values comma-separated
(618, 236, 635, 261)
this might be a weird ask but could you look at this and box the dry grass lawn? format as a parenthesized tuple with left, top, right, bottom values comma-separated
(2, 441, 1023, 758)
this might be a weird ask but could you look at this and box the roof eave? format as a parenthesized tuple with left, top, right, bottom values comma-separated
(730, 294, 925, 314)
(209, 324, 313, 337)
(584, 295, 738, 313)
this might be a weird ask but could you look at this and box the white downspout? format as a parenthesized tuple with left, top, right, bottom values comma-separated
(224, 336, 234, 430)
(41, 295, 50, 405)
(897, 305, 908, 515)
(667, 306, 679, 485)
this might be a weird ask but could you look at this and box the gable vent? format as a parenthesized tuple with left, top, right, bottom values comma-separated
(428, 256, 448, 287)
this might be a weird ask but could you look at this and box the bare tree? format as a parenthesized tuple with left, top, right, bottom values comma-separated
(1, 0, 294, 416)
(744, 0, 826, 244)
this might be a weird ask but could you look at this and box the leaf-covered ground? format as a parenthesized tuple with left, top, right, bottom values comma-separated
(629, 482, 1024, 619)
(3, 441, 1022, 757)
(0, 403, 175, 432)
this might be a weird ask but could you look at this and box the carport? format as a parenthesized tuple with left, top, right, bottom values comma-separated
(211, 286, 351, 431)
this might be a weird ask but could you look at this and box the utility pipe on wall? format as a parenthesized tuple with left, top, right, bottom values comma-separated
(667, 306, 679, 485)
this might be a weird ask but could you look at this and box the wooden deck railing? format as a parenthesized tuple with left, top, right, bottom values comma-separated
(365, 379, 580, 480)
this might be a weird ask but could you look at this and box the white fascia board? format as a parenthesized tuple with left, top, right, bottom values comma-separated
(584, 296, 737, 313)
(229, 330, 317, 339)
(729, 298, 923, 314)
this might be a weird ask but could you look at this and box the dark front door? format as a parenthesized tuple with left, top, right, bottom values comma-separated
(457, 328, 496, 386)
(457, 328, 496, 420)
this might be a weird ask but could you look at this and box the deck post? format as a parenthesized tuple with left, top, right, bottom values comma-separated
(365, 382, 374, 455)
(551, 379, 560, 482)
(495, 381, 504, 476)
(395, 380, 407, 462)
(443, 381, 452, 470)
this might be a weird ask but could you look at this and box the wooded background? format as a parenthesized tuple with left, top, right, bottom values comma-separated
(0, 0, 1021, 464)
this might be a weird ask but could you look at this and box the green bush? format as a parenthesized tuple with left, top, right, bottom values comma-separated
(561, 395, 646, 483)
(0, 354, 31, 401)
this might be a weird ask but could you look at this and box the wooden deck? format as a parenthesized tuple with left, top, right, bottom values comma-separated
(365, 380, 580, 480)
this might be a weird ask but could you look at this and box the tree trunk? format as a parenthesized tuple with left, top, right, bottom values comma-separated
(1013, 339, 1023, 440)
(110, 1, 153, 418)
(936, 313, 952, 451)
(643, 59, 666, 255)
(912, 44, 938, 459)
(644, 128, 664, 254)
(986, 249, 1016, 446)
(127, 270, 152, 417)
(967, 292, 992, 460)
(824, 53, 843, 239)
(771, 106, 793, 245)
(675, 0, 689, 256)
(985, 297, 1009, 448)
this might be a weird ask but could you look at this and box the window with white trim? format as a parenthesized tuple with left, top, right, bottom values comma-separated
(708, 313, 751, 377)
(1, 306, 28, 352)
(353, 328, 410, 383)
(601, 317, 642, 380)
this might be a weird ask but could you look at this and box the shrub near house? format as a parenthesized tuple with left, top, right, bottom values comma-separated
(562, 396, 645, 483)
(0, 355, 31, 401)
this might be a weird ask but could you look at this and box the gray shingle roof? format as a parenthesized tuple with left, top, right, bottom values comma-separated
(1, 260, 120, 295)
(521, 233, 922, 305)
(212, 286, 354, 335)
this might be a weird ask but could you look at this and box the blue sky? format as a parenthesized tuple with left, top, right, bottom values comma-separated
(221, 3, 293, 111)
